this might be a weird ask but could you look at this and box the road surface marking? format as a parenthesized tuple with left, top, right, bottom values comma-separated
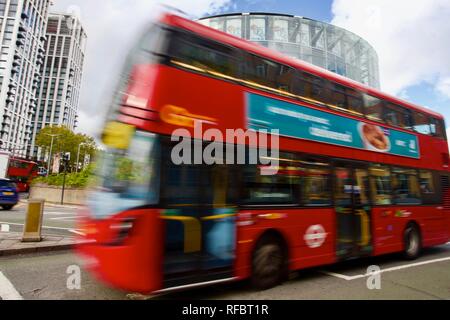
(68, 229, 86, 236)
(0, 272, 23, 300)
(44, 211, 77, 215)
(321, 271, 355, 281)
(49, 216, 78, 221)
(1, 224, 10, 232)
(322, 256, 450, 281)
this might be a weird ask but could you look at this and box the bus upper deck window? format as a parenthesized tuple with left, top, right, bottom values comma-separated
(346, 88, 363, 115)
(277, 65, 296, 93)
(384, 103, 414, 130)
(413, 113, 431, 135)
(430, 117, 445, 139)
(328, 83, 346, 110)
(300, 73, 329, 105)
(363, 94, 384, 122)
(169, 31, 238, 78)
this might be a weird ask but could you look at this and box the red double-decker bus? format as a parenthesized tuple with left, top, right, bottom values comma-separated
(76, 12, 450, 293)
(7, 158, 38, 193)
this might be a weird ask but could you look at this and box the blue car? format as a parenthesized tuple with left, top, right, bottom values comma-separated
(0, 179, 19, 210)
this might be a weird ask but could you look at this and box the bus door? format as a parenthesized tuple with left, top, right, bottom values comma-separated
(334, 163, 373, 259)
(161, 152, 237, 288)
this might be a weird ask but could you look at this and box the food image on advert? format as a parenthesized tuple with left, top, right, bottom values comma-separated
(359, 123, 391, 152)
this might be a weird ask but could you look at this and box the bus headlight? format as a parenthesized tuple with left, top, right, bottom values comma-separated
(109, 218, 136, 245)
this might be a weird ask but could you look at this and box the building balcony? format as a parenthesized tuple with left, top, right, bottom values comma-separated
(21, 12, 29, 20)
(16, 39, 25, 47)
(19, 24, 28, 33)
(2, 115, 11, 124)
(17, 32, 26, 39)
(6, 96, 15, 104)
(11, 67, 20, 75)
(13, 54, 21, 61)
(40, 35, 47, 42)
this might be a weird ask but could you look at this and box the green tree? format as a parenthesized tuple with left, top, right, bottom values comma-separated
(35, 126, 98, 172)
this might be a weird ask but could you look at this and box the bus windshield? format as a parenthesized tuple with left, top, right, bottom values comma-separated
(88, 130, 160, 219)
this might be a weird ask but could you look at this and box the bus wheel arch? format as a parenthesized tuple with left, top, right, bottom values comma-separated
(403, 221, 422, 260)
(250, 229, 289, 290)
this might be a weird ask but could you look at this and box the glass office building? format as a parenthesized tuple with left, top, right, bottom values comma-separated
(199, 13, 380, 89)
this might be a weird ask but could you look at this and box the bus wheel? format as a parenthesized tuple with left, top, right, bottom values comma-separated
(251, 236, 287, 290)
(2, 205, 13, 210)
(403, 223, 421, 260)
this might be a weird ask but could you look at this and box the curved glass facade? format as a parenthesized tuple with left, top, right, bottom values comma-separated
(199, 13, 380, 89)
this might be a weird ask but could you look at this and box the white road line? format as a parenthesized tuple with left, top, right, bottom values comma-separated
(44, 212, 76, 216)
(321, 271, 355, 281)
(0, 272, 23, 300)
(322, 256, 450, 281)
(49, 216, 78, 221)
(68, 229, 86, 236)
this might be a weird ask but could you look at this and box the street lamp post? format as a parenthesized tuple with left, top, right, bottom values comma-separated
(44, 134, 61, 176)
(76, 142, 87, 173)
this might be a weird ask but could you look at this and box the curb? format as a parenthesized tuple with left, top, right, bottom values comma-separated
(0, 243, 76, 257)
(18, 200, 82, 210)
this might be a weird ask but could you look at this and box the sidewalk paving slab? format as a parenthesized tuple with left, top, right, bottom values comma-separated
(0, 231, 84, 257)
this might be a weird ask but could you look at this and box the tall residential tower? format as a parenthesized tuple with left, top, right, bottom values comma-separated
(0, 0, 51, 158)
(31, 12, 87, 158)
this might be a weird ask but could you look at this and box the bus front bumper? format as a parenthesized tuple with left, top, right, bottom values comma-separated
(75, 208, 164, 294)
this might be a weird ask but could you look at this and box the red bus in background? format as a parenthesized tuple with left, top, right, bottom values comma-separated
(76, 12, 450, 294)
(7, 158, 38, 193)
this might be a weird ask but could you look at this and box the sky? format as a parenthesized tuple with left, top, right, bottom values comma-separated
(52, 0, 450, 141)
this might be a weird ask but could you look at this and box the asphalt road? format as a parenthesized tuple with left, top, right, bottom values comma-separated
(0, 202, 79, 237)
(0, 243, 449, 300)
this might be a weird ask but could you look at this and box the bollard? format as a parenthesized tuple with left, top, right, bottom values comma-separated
(22, 199, 45, 242)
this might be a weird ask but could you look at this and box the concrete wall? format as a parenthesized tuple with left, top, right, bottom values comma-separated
(30, 184, 87, 205)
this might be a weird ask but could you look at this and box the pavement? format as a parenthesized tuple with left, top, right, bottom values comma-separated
(0, 231, 80, 256)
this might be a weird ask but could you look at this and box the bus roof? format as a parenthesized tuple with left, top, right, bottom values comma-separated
(161, 13, 444, 120)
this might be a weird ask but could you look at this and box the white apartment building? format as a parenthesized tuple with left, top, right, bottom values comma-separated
(31, 12, 86, 158)
(0, 0, 51, 158)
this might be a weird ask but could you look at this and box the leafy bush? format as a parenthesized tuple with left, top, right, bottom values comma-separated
(33, 164, 96, 189)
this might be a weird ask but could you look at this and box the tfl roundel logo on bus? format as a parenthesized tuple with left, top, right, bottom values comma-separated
(304, 225, 328, 249)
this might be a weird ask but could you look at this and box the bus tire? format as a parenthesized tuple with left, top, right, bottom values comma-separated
(251, 235, 287, 290)
(2, 205, 13, 210)
(403, 223, 421, 260)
